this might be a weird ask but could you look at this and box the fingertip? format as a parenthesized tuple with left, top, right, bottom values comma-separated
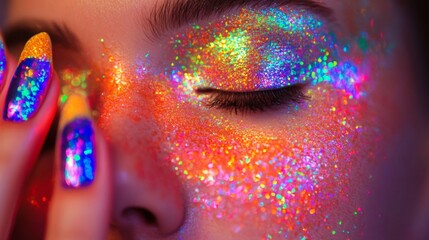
(59, 94, 96, 189)
(46, 95, 111, 239)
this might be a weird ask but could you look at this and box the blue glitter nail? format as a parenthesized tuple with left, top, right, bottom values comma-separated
(0, 38, 6, 89)
(3, 58, 51, 121)
(62, 118, 96, 188)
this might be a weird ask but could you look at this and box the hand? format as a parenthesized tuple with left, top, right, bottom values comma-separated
(0, 33, 112, 239)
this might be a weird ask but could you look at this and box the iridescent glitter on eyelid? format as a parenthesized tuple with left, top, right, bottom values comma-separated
(161, 7, 364, 100)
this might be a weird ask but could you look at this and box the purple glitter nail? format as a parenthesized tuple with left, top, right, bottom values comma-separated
(61, 118, 96, 188)
(3, 58, 51, 121)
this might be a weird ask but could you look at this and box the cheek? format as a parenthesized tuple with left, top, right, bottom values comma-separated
(93, 42, 383, 238)
(99, 72, 378, 238)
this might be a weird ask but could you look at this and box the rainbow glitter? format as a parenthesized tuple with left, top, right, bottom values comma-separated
(98, 5, 382, 240)
(0, 36, 5, 89)
(61, 118, 95, 188)
(158, 7, 364, 102)
(144, 6, 373, 239)
(3, 33, 52, 122)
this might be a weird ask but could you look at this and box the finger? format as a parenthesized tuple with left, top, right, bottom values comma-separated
(0, 35, 18, 107)
(0, 35, 7, 92)
(0, 33, 59, 238)
(46, 94, 111, 240)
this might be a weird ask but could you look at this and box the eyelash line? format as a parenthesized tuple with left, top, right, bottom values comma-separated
(195, 83, 310, 114)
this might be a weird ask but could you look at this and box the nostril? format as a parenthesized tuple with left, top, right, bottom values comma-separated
(112, 156, 186, 236)
(123, 207, 158, 227)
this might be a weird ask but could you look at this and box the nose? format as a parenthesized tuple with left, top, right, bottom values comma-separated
(111, 142, 185, 237)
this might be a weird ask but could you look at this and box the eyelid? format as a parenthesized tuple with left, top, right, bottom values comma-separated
(196, 83, 310, 114)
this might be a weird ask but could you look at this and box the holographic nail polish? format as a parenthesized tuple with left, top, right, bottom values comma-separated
(3, 32, 52, 122)
(61, 118, 95, 188)
(0, 36, 6, 90)
(60, 94, 96, 188)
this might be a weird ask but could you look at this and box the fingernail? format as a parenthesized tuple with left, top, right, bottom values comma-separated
(60, 94, 96, 188)
(0, 36, 6, 90)
(3, 32, 52, 122)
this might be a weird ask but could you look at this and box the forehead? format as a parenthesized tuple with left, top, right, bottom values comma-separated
(4, 0, 398, 64)
(5, 0, 393, 34)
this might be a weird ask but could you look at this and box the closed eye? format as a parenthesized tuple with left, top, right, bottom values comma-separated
(195, 83, 310, 114)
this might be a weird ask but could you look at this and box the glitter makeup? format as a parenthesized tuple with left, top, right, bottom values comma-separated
(98, 5, 381, 240)
(135, 6, 374, 239)
(3, 32, 52, 122)
(0, 36, 6, 90)
(60, 95, 96, 188)
(159, 7, 363, 104)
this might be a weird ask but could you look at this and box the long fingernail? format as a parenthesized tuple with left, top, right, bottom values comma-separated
(60, 94, 96, 188)
(0, 36, 6, 90)
(3, 32, 52, 122)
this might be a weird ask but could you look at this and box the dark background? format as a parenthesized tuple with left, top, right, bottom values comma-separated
(398, 0, 429, 115)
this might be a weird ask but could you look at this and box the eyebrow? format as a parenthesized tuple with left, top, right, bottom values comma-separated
(148, 0, 334, 38)
(3, 21, 82, 52)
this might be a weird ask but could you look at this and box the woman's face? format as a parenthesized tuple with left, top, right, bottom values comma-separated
(4, 0, 420, 239)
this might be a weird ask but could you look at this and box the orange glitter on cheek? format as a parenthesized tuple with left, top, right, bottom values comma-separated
(96, 39, 148, 129)
(94, 45, 379, 239)
(145, 78, 379, 238)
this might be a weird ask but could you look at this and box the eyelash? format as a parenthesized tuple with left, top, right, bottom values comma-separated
(195, 83, 310, 114)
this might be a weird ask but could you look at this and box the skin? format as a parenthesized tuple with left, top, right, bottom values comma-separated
(0, 0, 428, 239)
